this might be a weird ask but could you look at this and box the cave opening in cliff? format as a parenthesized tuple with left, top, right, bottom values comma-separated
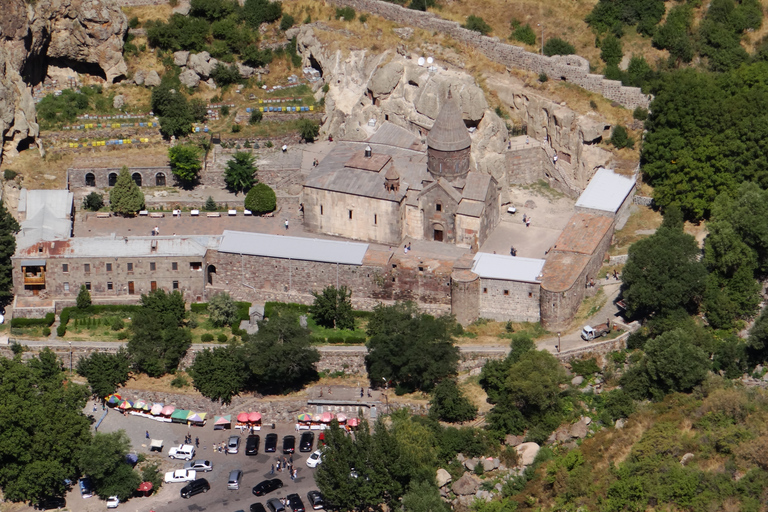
(464, 119, 480, 130)
(308, 55, 323, 77)
(46, 58, 107, 83)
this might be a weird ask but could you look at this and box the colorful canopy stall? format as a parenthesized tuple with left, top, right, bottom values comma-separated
(187, 412, 207, 426)
(214, 415, 232, 430)
(118, 400, 133, 410)
(106, 394, 121, 406)
(297, 413, 313, 423)
(336, 413, 347, 423)
(347, 418, 360, 428)
(170, 409, 191, 424)
(237, 412, 249, 423)
(160, 405, 176, 417)
(137, 482, 154, 497)
(319, 412, 333, 423)
(133, 400, 149, 411)
(150, 403, 164, 416)
(248, 412, 262, 423)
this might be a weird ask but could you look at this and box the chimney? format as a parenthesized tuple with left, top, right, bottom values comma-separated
(364, 145, 372, 158)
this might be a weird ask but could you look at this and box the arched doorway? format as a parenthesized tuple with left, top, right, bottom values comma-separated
(132, 173, 142, 186)
(108, 172, 118, 186)
(155, 172, 166, 186)
(433, 223, 444, 242)
(207, 264, 217, 285)
(85, 173, 96, 187)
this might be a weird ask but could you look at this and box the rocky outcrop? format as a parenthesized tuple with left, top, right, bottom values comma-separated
(144, 70, 161, 87)
(515, 442, 540, 466)
(436, 468, 452, 488)
(179, 69, 201, 89)
(452, 473, 480, 496)
(0, 0, 128, 163)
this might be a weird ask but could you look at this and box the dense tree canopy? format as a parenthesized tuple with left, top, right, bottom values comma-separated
(365, 302, 460, 393)
(244, 183, 276, 214)
(309, 285, 354, 330)
(189, 345, 248, 404)
(0, 199, 20, 304)
(76, 348, 131, 399)
(224, 151, 258, 193)
(151, 84, 195, 138)
(207, 292, 239, 327)
(428, 379, 478, 423)
(109, 168, 145, 216)
(78, 431, 141, 500)
(168, 144, 203, 184)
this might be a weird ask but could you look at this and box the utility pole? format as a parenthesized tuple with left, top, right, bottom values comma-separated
(69, 341, 72, 374)
(538, 24, 544, 55)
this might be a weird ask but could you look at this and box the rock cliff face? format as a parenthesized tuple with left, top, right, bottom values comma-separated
(0, 0, 127, 162)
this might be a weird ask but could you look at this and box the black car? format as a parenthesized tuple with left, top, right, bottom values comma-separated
(287, 493, 306, 512)
(306, 490, 324, 510)
(299, 432, 314, 452)
(267, 498, 286, 512)
(34, 497, 66, 510)
(251, 503, 267, 512)
(283, 435, 296, 454)
(181, 478, 210, 499)
(246, 435, 261, 456)
(265, 433, 278, 453)
(252, 478, 283, 496)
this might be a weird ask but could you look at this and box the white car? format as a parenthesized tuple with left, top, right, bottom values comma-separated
(184, 460, 212, 472)
(106, 496, 120, 509)
(164, 469, 197, 483)
(168, 444, 195, 461)
(306, 449, 323, 468)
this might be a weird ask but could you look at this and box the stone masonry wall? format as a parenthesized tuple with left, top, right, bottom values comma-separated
(67, 167, 172, 189)
(324, 0, 651, 110)
(479, 278, 540, 323)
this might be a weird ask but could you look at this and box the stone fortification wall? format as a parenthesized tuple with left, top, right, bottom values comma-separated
(506, 145, 549, 186)
(67, 166, 172, 189)
(479, 278, 540, 323)
(324, 0, 651, 110)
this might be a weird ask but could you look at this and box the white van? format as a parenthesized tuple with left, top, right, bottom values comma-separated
(169, 444, 196, 460)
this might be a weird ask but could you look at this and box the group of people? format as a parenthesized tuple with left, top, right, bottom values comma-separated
(183, 433, 199, 447)
(312, 158, 319, 167)
(271, 456, 298, 480)
(522, 214, 531, 227)
(403, 242, 412, 253)
(151, 225, 159, 236)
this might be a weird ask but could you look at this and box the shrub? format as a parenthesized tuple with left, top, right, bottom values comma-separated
(298, 119, 320, 142)
(111, 317, 125, 331)
(11, 313, 56, 328)
(600, 34, 624, 66)
(464, 15, 492, 35)
(512, 23, 536, 45)
(232, 124, 241, 133)
(280, 14, 295, 31)
(171, 374, 189, 388)
(322, 83, 330, 93)
(204, 196, 217, 211)
(82, 192, 104, 211)
(244, 183, 276, 214)
(335, 6, 356, 21)
(633, 107, 648, 121)
(3, 169, 18, 180)
(211, 63, 241, 86)
(57, 324, 67, 337)
(359, 14, 368, 22)
(117, 331, 129, 340)
(221, 105, 230, 116)
(42, 327, 51, 337)
(129, 16, 140, 29)
(571, 357, 600, 376)
(250, 109, 263, 124)
(265, 141, 274, 148)
(590, 100, 599, 110)
(610, 125, 634, 149)
(201, 333, 214, 342)
(538, 72, 549, 82)
(217, 333, 228, 343)
(543, 37, 576, 56)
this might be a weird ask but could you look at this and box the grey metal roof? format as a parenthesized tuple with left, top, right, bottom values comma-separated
(575, 168, 635, 213)
(472, 253, 546, 283)
(462, 172, 492, 201)
(16, 189, 74, 249)
(427, 95, 471, 152)
(218, 230, 369, 265)
(29, 235, 213, 258)
(20, 189, 73, 218)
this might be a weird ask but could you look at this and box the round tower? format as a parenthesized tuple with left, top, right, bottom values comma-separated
(427, 90, 471, 181)
(451, 269, 480, 326)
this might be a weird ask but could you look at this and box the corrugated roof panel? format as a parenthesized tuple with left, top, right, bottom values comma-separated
(575, 168, 635, 213)
(472, 253, 545, 283)
(218, 230, 369, 265)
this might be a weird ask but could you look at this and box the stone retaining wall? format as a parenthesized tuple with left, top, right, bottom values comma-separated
(633, 196, 654, 207)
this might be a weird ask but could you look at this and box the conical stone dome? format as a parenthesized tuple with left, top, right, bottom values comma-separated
(427, 90, 471, 152)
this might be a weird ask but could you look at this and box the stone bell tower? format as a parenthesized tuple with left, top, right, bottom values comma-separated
(427, 89, 471, 182)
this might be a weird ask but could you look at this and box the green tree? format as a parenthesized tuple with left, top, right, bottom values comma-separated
(189, 98, 208, 122)
(621, 207, 707, 320)
(210, 62, 242, 86)
(244, 183, 277, 215)
(82, 192, 104, 211)
(76, 285, 92, 309)
(280, 14, 295, 31)
(76, 348, 131, 399)
(365, 302, 460, 393)
(224, 151, 258, 193)
(146, 14, 210, 52)
(204, 196, 217, 211)
(0, 199, 20, 304)
(298, 118, 320, 142)
(600, 34, 623, 66)
(250, 109, 264, 124)
(652, 4, 694, 64)
(244, 311, 320, 393)
(151, 83, 194, 138)
(610, 125, 633, 149)
(242, 45, 274, 67)
(428, 379, 478, 423)
(189, 345, 248, 404)
(464, 15, 492, 35)
(242, 0, 282, 26)
(747, 306, 768, 365)
(402, 480, 451, 512)
(109, 168, 145, 216)
(0, 351, 91, 503)
(309, 285, 355, 330)
(190, 0, 238, 21)
(127, 290, 191, 377)
(168, 144, 203, 185)
(543, 37, 576, 56)
(78, 431, 141, 500)
(207, 292, 238, 327)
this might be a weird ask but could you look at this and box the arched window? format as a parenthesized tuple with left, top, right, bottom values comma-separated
(108, 172, 118, 187)
(132, 173, 142, 186)
(155, 172, 166, 187)
(85, 173, 96, 187)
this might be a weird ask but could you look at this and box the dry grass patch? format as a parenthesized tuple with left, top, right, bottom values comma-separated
(125, 371, 203, 396)
(122, 4, 174, 24)
(588, 413, 653, 471)
(608, 205, 663, 256)
(461, 377, 492, 414)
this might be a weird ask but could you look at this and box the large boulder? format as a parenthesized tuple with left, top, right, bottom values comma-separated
(571, 376, 584, 386)
(515, 442, 540, 466)
(464, 458, 477, 471)
(569, 419, 589, 439)
(436, 468, 452, 488)
(452, 473, 480, 496)
(112, 95, 125, 109)
(369, 60, 403, 97)
(179, 69, 201, 89)
(173, 50, 190, 67)
(144, 70, 161, 87)
(133, 70, 146, 85)
(188, 52, 213, 78)
(505, 435, 524, 447)
(237, 62, 256, 78)
(481, 458, 495, 472)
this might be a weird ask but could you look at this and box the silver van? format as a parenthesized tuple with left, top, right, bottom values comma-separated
(227, 469, 243, 490)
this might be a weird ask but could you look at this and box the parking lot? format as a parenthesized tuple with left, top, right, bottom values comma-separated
(64, 401, 324, 512)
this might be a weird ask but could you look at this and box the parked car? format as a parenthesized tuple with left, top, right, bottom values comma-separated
(250, 503, 267, 512)
(252, 478, 283, 496)
(79, 478, 93, 499)
(266, 498, 286, 512)
(165, 469, 196, 483)
(34, 497, 66, 510)
(228, 469, 243, 490)
(184, 460, 212, 472)
(306, 449, 323, 468)
(246, 435, 261, 456)
(169, 444, 196, 460)
(180, 478, 210, 499)
(282, 435, 296, 454)
(299, 432, 314, 452)
(287, 493, 305, 512)
(306, 491, 324, 510)
(228, 436, 241, 454)
(265, 433, 278, 453)
(106, 496, 120, 509)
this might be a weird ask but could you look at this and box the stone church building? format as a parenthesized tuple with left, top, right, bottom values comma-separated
(303, 91, 500, 249)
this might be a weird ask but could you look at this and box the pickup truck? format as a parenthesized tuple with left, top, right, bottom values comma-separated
(581, 321, 611, 341)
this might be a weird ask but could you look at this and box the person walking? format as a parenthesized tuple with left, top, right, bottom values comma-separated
(284, 219, 289, 230)
(195, 437, 199, 447)
(145, 431, 149, 439)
